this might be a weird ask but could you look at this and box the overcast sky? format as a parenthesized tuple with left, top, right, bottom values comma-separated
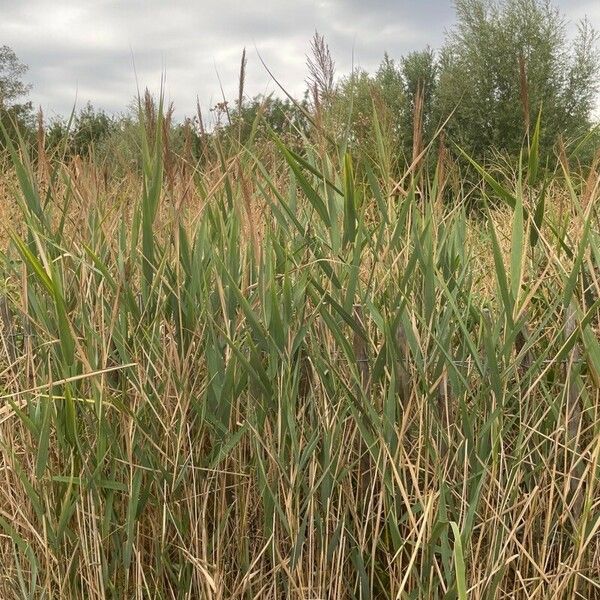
(1, 0, 598, 122)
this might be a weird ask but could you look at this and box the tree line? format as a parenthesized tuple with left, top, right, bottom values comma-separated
(1, 0, 598, 171)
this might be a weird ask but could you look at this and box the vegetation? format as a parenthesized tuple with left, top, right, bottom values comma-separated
(0, 0, 599, 598)
(435, 0, 599, 156)
(0, 45, 33, 145)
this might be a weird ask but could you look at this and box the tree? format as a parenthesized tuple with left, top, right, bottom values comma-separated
(435, 0, 599, 157)
(0, 45, 33, 143)
(71, 102, 115, 156)
(45, 103, 117, 158)
(213, 94, 309, 151)
(376, 53, 405, 138)
(328, 69, 378, 157)
(0, 45, 31, 108)
(325, 63, 406, 173)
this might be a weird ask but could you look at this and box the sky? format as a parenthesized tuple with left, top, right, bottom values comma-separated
(1, 0, 599, 122)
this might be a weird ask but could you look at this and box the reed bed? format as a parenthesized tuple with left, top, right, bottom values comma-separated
(0, 106, 599, 599)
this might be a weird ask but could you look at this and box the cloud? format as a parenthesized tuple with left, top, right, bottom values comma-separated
(0, 0, 597, 120)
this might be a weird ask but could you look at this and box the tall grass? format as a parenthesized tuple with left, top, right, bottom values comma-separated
(0, 103, 599, 599)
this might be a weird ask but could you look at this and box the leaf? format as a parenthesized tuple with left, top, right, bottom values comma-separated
(510, 191, 524, 301)
(124, 469, 143, 571)
(342, 152, 357, 248)
(450, 522, 467, 600)
(275, 140, 331, 228)
(527, 108, 543, 186)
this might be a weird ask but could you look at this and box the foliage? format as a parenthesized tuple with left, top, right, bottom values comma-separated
(435, 0, 600, 156)
(0, 45, 31, 105)
(45, 102, 117, 158)
(0, 7, 598, 595)
(0, 45, 33, 145)
(71, 102, 116, 156)
(326, 66, 405, 174)
(217, 94, 311, 149)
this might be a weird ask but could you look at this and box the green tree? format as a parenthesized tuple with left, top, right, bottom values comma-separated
(45, 103, 117, 160)
(436, 0, 599, 157)
(376, 53, 406, 144)
(229, 95, 309, 143)
(0, 45, 33, 144)
(71, 102, 116, 156)
(328, 61, 407, 170)
(329, 69, 375, 145)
